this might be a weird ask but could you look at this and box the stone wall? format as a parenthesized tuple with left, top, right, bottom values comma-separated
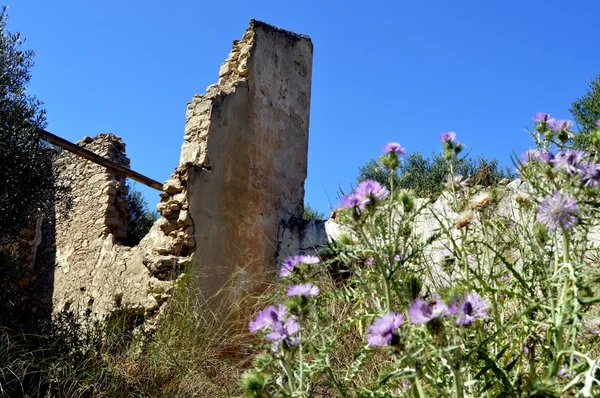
(44, 134, 189, 320)
(31, 20, 314, 322)
(183, 20, 314, 303)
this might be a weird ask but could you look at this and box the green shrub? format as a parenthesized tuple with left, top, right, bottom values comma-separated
(357, 151, 514, 199)
(302, 203, 325, 221)
(571, 74, 600, 151)
(0, 6, 60, 330)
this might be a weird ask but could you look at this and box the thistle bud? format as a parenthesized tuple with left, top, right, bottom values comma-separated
(241, 371, 268, 397)
(454, 142, 464, 155)
(399, 190, 415, 213)
(381, 152, 400, 171)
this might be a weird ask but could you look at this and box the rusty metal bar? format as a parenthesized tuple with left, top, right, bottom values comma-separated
(38, 128, 164, 191)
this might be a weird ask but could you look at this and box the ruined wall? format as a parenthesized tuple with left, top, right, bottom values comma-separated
(46, 135, 191, 319)
(183, 20, 313, 302)
(35, 20, 313, 321)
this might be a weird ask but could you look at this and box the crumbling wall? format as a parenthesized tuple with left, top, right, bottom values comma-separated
(183, 20, 314, 302)
(47, 134, 190, 319)
(36, 20, 313, 321)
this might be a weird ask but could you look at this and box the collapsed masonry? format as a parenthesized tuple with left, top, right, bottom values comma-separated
(34, 20, 315, 321)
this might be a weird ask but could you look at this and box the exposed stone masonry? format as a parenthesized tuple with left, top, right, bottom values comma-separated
(54, 135, 129, 246)
(48, 134, 190, 319)
(180, 26, 255, 167)
(217, 26, 254, 87)
(143, 165, 196, 280)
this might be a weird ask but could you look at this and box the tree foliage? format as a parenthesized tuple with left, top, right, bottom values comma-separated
(302, 203, 324, 221)
(0, 7, 54, 245)
(570, 74, 600, 150)
(358, 152, 513, 198)
(124, 184, 159, 247)
(0, 7, 59, 330)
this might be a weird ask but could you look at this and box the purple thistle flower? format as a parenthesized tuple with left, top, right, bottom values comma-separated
(355, 180, 390, 204)
(249, 305, 279, 333)
(266, 316, 301, 349)
(403, 380, 411, 392)
(519, 151, 554, 171)
(249, 304, 289, 333)
(393, 254, 401, 262)
(250, 304, 300, 350)
(367, 312, 404, 347)
(365, 257, 375, 267)
(287, 283, 320, 297)
(558, 366, 576, 380)
(280, 258, 296, 278)
(340, 180, 389, 212)
(557, 366, 567, 377)
(552, 150, 588, 175)
(383, 142, 407, 155)
(521, 150, 543, 164)
(451, 292, 488, 326)
(279, 255, 320, 278)
(541, 151, 555, 162)
(340, 195, 358, 207)
(533, 112, 551, 123)
(582, 162, 600, 187)
(595, 120, 600, 127)
(409, 296, 449, 325)
(553, 119, 572, 133)
(537, 192, 580, 231)
(340, 193, 364, 211)
(440, 132, 457, 143)
(546, 118, 558, 131)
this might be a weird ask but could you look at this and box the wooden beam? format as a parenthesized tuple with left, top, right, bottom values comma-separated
(38, 128, 164, 191)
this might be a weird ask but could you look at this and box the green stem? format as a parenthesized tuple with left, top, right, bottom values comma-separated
(279, 356, 295, 393)
(414, 376, 427, 398)
(298, 314, 304, 392)
(383, 271, 393, 313)
(448, 160, 459, 212)
(562, 230, 570, 265)
(326, 367, 346, 398)
(453, 329, 464, 398)
(550, 230, 571, 376)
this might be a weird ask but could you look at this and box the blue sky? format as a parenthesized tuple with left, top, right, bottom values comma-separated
(8, 1, 600, 215)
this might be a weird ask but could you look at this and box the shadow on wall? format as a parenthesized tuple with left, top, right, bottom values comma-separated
(0, 162, 65, 331)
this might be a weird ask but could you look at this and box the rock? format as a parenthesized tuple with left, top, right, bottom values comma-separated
(219, 61, 237, 77)
(237, 64, 249, 77)
(143, 255, 178, 273)
(35, 20, 312, 326)
(173, 193, 186, 205)
(157, 217, 177, 235)
(177, 210, 191, 227)
(163, 178, 184, 194)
